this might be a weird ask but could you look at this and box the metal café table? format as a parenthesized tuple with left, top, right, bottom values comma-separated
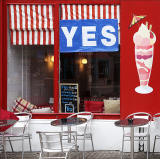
(51, 117, 87, 126)
(51, 117, 87, 159)
(51, 117, 87, 142)
(0, 119, 17, 159)
(114, 118, 149, 159)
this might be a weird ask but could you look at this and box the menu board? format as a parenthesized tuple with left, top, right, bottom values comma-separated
(60, 83, 79, 113)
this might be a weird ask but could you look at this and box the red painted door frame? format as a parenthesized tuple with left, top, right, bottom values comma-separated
(0, 0, 7, 110)
(53, 3, 59, 113)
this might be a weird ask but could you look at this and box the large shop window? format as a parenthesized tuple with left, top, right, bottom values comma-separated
(60, 4, 120, 114)
(7, 4, 120, 115)
(7, 5, 54, 113)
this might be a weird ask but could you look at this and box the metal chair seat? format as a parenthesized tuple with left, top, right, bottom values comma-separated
(37, 131, 77, 159)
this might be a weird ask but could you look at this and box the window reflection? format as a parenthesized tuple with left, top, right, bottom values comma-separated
(60, 52, 120, 113)
(7, 45, 54, 112)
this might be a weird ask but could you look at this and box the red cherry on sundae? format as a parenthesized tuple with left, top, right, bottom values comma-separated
(150, 32, 154, 39)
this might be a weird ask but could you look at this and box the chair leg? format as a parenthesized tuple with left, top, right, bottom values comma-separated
(28, 136, 32, 152)
(83, 137, 86, 159)
(121, 135, 124, 159)
(146, 135, 150, 159)
(39, 152, 42, 159)
(65, 151, 69, 159)
(146, 137, 149, 159)
(73, 135, 79, 151)
(8, 137, 14, 152)
(153, 136, 156, 153)
(90, 134, 94, 151)
(148, 135, 150, 153)
(22, 136, 24, 159)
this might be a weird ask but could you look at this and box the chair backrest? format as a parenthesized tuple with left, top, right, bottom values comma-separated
(11, 112, 32, 134)
(153, 113, 160, 131)
(37, 131, 77, 153)
(67, 112, 93, 134)
(67, 112, 93, 120)
(127, 112, 152, 122)
(126, 112, 152, 134)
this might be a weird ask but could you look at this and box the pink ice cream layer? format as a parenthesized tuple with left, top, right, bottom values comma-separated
(136, 50, 153, 56)
(138, 68, 150, 81)
(135, 45, 153, 49)
(136, 55, 152, 60)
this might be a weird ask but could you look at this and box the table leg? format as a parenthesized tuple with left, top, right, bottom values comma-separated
(130, 127, 134, 159)
(68, 125, 71, 143)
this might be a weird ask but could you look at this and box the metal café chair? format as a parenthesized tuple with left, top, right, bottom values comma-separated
(67, 112, 94, 159)
(3, 112, 32, 159)
(152, 113, 160, 152)
(0, 109, 19, 159)
(121, 112, 152, 159)
(37, 131, 77, 159)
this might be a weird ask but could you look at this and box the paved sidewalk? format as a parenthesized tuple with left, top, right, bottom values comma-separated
(0, 151, 160, 159)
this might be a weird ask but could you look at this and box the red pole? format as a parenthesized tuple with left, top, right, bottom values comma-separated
(53, 3, 60, 113)
(0, 0, 7, 110)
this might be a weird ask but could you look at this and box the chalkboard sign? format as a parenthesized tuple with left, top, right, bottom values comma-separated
(60, 83, 79, 113)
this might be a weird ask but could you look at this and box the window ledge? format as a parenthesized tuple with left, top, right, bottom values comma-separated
(31, 113, 120, 120)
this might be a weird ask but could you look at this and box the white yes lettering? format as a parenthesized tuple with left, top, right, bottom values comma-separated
(101, 26, 116, 46)
(61, 27, 77, 47)
(61, 25, 116, 47)
(82, 26, 97, 46)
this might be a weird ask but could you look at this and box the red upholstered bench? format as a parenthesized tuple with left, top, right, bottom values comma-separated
(84, 101, 104, 113)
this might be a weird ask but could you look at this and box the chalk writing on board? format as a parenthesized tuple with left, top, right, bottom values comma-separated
(60, 83, 79, 113)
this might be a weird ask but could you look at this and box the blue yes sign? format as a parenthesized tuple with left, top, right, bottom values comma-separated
(60, 19, 118, 53)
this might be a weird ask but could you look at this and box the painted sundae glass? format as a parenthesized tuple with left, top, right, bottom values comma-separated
(133, 23, 156, 94)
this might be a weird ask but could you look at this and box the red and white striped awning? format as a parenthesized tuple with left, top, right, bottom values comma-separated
(9, 5, 54, 45)
(9, 4, 120, 45)
(61, 4, 120, 22)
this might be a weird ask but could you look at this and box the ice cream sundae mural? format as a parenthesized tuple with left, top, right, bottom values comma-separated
(133, 21, 156, 94)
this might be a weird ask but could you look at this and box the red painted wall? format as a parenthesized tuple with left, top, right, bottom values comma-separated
(121, 0, 160, 118)
(2, 0, 160, 119)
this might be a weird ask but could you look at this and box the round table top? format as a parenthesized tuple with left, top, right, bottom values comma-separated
(51, 118, 87, 126)
(0, 119, 17, 127)
(114, 118, 149, 127)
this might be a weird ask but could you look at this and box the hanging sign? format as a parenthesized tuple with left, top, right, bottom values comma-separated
(60, 19, 119, 53)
